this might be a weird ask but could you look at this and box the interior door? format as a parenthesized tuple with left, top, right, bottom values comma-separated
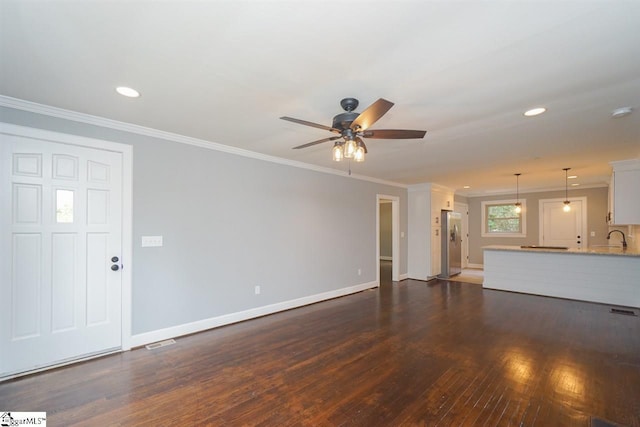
(1, 134, 123, 377)
(540, 199, 585, 249)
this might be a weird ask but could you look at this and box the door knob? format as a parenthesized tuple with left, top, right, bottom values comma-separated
(111, 256, 119, 263)
(111, 264, 120, 271)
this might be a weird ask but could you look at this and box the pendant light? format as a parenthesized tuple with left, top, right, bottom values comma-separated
(514, 173, 522, 213)
(563, 167, 571, 212)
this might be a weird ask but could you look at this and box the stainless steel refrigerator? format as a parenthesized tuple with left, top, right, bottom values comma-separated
(439, 211, 462, 278)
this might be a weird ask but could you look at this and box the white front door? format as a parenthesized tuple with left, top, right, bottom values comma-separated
(1, 132, 123, 377)
(540, 198, 587, 249)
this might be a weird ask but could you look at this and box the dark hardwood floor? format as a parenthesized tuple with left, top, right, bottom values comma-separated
(2, 262, 639, 426)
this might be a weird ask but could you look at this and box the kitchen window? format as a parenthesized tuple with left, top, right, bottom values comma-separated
(481, 199, 526, 237)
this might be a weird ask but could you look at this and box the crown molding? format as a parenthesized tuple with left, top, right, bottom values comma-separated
(0, 95, 407, 189)
(463, 182, 608, 198)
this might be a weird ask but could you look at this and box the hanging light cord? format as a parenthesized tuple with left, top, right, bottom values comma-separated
(514, 173, 521, 211)
(562, 167, 572, 210)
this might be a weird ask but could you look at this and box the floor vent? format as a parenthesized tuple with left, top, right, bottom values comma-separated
(145, 339, 176, 350)
(609, 308, 638, 316)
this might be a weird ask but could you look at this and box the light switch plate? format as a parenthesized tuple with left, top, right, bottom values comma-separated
(141, 236, 163, 247)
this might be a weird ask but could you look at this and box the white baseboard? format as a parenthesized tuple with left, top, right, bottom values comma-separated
(379, 256, 393, 261)
(466, 263, 484, 269)
(399, 273, 409, 281)
(130, 280, 378, 348)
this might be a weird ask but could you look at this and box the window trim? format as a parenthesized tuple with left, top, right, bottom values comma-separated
(481, 199, 527, 238)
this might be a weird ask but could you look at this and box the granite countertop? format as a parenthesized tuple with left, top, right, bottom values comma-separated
(483, 244, 640, 257)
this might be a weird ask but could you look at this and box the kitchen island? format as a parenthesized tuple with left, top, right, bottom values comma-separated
(483, 245, 640, 308)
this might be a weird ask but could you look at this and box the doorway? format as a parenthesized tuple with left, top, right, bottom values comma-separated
(0, 123, 132, 378)
(539, 197, 587, 249)
(376, 194, 399, 284)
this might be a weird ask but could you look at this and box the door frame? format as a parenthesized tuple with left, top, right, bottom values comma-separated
(376, 194, 400, 283)
(538, 196, 588, 248)
(0, 122, 133, 352)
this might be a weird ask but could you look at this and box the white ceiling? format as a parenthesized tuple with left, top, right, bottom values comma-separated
(1, 1, 639, 195)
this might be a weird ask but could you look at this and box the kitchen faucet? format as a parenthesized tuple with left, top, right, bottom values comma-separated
(606, 230, 627, 248)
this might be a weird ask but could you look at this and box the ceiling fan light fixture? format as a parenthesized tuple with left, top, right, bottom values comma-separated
(332, 141, 344, 162)
(354, 142, 366, 162)
(283, 97, 426, 166)
(344, 138, 357, 159)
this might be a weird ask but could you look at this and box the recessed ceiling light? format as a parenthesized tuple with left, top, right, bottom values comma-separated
(568, 175, 577, 179)
(116, 86, 140, 98)
(524, 107, 546, 117)
(571, 183, 580, 186)
(463, 185, 471, 189)
(611, 107, 632, 118)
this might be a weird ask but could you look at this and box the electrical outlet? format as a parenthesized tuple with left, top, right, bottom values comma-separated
(357, 268, 362, 276)
(590, 231, 595, 237)
(254, 285, 261, 295)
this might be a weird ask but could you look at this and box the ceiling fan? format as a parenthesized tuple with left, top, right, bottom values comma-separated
(280, 98, 427, 162)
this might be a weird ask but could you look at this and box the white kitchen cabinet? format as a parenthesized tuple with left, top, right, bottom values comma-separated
(408, 183, 454, 280)
(484, 246, 640, 308)
(609, 159, 640, 225)
(431, 190, 453, 225)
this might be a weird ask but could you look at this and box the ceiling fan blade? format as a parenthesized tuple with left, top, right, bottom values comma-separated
(280, 116, 340, 133)
(362, 129, 427, 139)
(350, 98, 394, 131)
(292, 136, 341, 149)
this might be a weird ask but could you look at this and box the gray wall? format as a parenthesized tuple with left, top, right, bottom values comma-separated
(468, 186, 609, 264)
(1, 106, 408, 335)
(379, 202, 392, 258)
